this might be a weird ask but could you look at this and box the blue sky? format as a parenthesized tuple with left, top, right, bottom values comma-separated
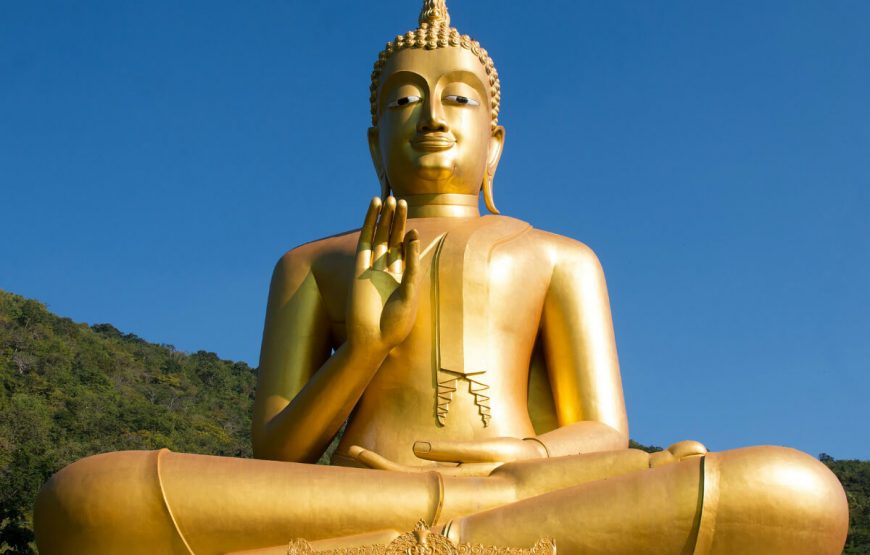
(1, 1, 868, 459)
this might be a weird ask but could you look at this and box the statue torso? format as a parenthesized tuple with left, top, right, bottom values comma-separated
(306, 215, 564, 466)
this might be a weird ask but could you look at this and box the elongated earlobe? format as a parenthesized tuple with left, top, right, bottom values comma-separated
(483, 126, 504, 214)
(482, 172, 499, 214)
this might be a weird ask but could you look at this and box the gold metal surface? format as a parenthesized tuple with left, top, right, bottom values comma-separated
(33, 1, 849, 554)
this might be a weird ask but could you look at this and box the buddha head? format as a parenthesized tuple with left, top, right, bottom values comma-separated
(368, 0, 505, 213)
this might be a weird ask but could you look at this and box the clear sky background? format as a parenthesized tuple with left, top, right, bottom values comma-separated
(2, 1, 868, 459)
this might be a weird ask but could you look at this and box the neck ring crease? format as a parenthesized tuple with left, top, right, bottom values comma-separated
(400, 193, 481, 219)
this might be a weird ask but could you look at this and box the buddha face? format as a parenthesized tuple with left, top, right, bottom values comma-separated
(369, 46, 505, 198)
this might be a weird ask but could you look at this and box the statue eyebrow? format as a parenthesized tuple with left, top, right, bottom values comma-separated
(378, 71, 428, 109)
(437, 70, 488, 99)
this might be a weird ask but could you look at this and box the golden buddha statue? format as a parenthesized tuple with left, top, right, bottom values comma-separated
(34, 2, 849, 554)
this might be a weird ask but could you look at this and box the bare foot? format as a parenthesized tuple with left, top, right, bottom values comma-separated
(649, 440, 708, 468)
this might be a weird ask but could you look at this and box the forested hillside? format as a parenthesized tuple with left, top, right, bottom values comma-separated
(0, 290, 867, 553)
(0, 290, 256, 553)
(824, 454, 870, 554)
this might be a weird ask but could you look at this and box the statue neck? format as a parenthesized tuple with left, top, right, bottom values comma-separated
(399, 193, 480, 218)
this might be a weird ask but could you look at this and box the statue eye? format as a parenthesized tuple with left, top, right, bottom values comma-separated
(387, 95, 422, 108)
(445, 95, 480, 106)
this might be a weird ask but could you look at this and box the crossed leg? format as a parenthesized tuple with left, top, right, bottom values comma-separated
(34, 446, 847, 555)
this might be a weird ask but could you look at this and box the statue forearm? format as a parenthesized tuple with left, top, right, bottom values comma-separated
(253, 198, 422, 463)
(253, 342, 389, 462)
(535, 420, 629, 458)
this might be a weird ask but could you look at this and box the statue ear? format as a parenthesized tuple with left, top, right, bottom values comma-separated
(368, 127, 390, 198)
(487, 125, 505, 177)
(483, 125, 505, 214)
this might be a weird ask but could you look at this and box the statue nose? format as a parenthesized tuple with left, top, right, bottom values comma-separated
(417, 99, 449, 133)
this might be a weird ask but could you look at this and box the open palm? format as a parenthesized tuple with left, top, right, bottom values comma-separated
(347, 196, 422, 353)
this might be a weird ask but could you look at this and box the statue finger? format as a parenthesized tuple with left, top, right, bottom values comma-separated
(424, 462, 502, 477)
(387, 199, 407, 273)
(372, 196, 396, 271)
(348, 445, 424, 473)
(413, 439, 510, 463)
(355, 197, 382, 273)
(398, 229, 421, 295)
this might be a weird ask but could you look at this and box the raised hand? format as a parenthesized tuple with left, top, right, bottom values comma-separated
(346, 196, 422, 356)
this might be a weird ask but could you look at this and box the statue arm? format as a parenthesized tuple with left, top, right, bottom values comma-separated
(252, 247, 389, 463)
(537, 240, 629, 456)
(253, 197, 421, 463)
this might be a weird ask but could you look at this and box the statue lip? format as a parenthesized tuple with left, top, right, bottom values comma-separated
(411, 134, 456, 152)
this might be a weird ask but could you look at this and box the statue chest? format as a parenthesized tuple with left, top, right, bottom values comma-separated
(329, 216, 550, 432)
(421, 216, 544, 428)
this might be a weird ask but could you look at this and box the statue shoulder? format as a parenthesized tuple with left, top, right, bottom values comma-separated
(480, 215, 604, 282)
(526, 226, 605, 277)
(271, 229, 360, 290)
(481, 215, 603, 273)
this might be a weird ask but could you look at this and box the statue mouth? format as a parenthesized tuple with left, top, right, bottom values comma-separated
(411, 134, 456, 152)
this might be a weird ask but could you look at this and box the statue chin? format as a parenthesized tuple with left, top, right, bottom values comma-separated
(384, 159, 457, 197)
(415, 161, 454, 182)
(31, 0, 851, 554)
(392, 162, 487, 198)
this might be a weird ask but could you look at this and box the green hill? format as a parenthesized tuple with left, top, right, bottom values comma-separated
(0, 290, 867, 553)
(0, 290, 256, 553)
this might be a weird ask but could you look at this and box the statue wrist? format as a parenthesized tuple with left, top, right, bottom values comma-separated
(344, 340, 391, 367)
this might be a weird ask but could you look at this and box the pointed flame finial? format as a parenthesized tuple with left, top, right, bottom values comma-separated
(419, 0, 450, 27)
